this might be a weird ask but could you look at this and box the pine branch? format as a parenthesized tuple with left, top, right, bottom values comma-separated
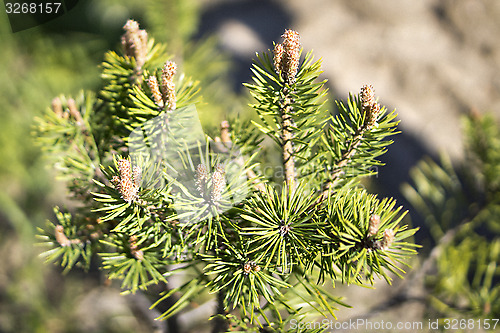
(245, 30, 328, 188)
(341, 220, 470, 325)
(316, 187, 419, 285)
(274, 30, 301, 189)
(321, 85, 384, 196)
(281, 90, 297, 189)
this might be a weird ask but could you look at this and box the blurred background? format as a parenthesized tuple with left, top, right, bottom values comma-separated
(1, 0, 499, 332)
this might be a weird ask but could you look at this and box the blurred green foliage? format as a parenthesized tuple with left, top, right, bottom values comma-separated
(403, 113, 500, 320)
(0, 4, 123, 332)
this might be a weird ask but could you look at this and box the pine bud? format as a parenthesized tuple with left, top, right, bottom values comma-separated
(55, 225, 71, 247)
(118, 159, 132, 182)
(281, 29, 301, 85)
(211, 169, 226, 203)
(120, 178, 137, 203)
(147, 76, 164, 108)
(195, 164, 208, 194)
(111, 176, 121, 189)
(381, 228, 395, 250)
(129, 235, 138, 249)
(220, 120, 231, 143)
(360, 84, 380, 129)
(243, 262, 252, 275)
(51, 97, 63, 118)
(121, 19, 148, 68)
(280, 223, 291, 237)
(129, 235, 144, 261)
(163, 81, 176, 111)
(273, 43, 284, 75)
(214, 163, 225, 175)
(132, 165, 142, 188)
(243, 261, 260, 275)
(367, 214, 381, 237)
(133, 249, 144, 261)
(161, 61, 177, 81)
(160, 61, 177, 110)
(118, 159, 138, 202)
(67, 98, 84, 125)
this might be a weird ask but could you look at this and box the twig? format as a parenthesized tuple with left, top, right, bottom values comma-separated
(215, 121, 266, 193)
(125, 291, 167, 333)
(211, 291, 229, 333)
(281, 92, 296, 189)
(316, 129, 366, 204)
(319, 85, 381, 201)
(273, 30, 300, 189)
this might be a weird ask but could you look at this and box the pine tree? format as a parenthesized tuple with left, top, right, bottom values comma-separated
(35, 21, 419, 332)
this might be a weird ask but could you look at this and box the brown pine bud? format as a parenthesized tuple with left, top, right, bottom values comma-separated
(214, 163, 225, 175)
(160, 61, 177, 110)
(132, 165, 142, 188)
(120, 178, 137, 202)
(161, 61, 177, 82)
(360, 84, 380, 129)
(163, 81, 176, 111)
(111, 175, 121, 189)
(211, 169, 226, 203)
(129, 235, 138, 249)
(195, 163, 208, 179)
(51, 97, 63, 118)
(381, 228, 395, 250)
(195, 164, 208, 194)
(129, 235, 144, 261)
(368, 214, 381, 237)
(220, 120, 231, 143)
(147, 76, 164, 108)
(121, 19, 148, 68)
(243, 261, 260, 275)
(55, 225, 71, 247)
(133, 249, 144, 261)
(280, 223, 291, 237)
(90, 232, 101, 240)
(137, 29, 148, 59)
(118, 159, 132, 182)
(117, 159, 138, 202)
(273, 43, 284, 75)
(67, 98, 83, 125)
(243, 262, 252, 275)
(281, 29, 301, 85)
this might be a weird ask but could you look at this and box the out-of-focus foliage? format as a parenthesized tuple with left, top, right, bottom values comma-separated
(403, 113, 500, 320)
